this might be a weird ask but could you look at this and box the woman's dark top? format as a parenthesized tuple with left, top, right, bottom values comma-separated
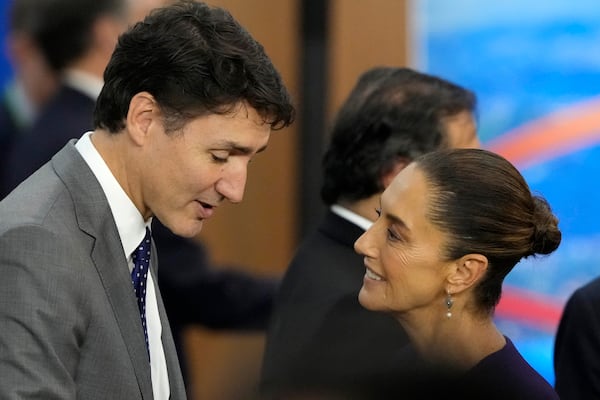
(395, 336, 559, 400)
(451, 336, 559, 400)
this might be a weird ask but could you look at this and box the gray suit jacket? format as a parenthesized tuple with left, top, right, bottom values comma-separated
(0, 141, 187, 399)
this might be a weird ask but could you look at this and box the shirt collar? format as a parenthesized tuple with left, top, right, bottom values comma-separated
(330, 204, 373, 231)
(75, 131, 151, 258)
(63, 69, 104, 101)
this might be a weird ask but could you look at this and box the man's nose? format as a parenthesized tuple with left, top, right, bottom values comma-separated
(215, 164, 248, 204)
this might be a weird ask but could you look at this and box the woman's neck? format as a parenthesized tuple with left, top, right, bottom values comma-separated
(396, 309, 506, 371)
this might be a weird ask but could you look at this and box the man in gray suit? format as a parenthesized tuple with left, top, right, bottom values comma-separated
(0, 1, 294, 399)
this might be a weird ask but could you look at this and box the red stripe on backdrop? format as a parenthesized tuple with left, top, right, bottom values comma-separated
(496, 286, 564, 332)
(486, 99, 600, 332)
(487, 96, 600, 168)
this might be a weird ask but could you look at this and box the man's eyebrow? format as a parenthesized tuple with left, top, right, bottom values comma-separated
(216, 140, 268, 154)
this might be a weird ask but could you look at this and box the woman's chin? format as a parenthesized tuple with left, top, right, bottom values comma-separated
(358, 286, 379, 311)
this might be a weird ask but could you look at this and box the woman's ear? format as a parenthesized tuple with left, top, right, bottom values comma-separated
(446, 254, 488, 294)
(126, 92, 158, 146)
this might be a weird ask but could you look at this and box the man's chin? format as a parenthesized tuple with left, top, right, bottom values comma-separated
(163, 219, 204, 238)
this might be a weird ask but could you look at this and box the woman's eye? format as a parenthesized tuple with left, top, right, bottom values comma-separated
(387, 228, 402, 242)
(375, 208, 381, 217)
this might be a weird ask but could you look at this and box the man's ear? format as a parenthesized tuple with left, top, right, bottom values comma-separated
(127, 92, 158, 146)
(381, 157, 410, 188)
(446, 254, 488, 294)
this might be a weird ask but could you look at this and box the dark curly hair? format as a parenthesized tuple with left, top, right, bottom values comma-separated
(94, 0, 294, 133)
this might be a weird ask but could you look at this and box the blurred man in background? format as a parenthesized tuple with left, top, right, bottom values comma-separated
(261, 66, 479, 399)
(0, 0, 58, 197)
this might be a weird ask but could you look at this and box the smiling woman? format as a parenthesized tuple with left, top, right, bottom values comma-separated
(354, 148, 561, 399)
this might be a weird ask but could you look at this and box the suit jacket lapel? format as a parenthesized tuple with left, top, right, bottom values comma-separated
(51, 142, 154, 398)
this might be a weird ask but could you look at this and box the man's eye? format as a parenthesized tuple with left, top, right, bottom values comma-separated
(211, 153, 228, 163)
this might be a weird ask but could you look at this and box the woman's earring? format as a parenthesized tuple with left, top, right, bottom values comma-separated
(445, 291, 454, 319)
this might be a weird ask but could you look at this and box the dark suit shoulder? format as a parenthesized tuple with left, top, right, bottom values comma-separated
(554, 276, 600, 400)
(572, 275, 600, 301)
(273, 212, 366, 313)
(261, 211, 411, 398)
(4, 86, 95, 194)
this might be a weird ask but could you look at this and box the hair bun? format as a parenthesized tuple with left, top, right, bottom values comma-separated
(531, 196, 561, 255)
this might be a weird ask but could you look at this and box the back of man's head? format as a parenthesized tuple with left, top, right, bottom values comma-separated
(8, 0, 41, 35)
(27, 0, 127, 72)
(321, 67, 477, 206)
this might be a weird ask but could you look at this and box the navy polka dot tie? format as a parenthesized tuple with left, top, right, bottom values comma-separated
(131, 227, 151, 360)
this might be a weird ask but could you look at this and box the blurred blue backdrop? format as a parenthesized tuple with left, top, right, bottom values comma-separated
(0, 0, 11, 87)
(411, 0, 600, 384)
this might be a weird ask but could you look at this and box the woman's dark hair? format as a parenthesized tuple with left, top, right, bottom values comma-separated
(415, 148, 561, 314)
(94, 0, 294, 133)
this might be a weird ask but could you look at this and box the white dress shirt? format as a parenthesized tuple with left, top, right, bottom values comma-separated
(63, 69, 104, 100)
(75, 131, 170, 400)
(330, 204, 373, 231)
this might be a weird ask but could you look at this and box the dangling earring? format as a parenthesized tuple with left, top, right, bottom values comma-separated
(445, 291, 454, 319)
